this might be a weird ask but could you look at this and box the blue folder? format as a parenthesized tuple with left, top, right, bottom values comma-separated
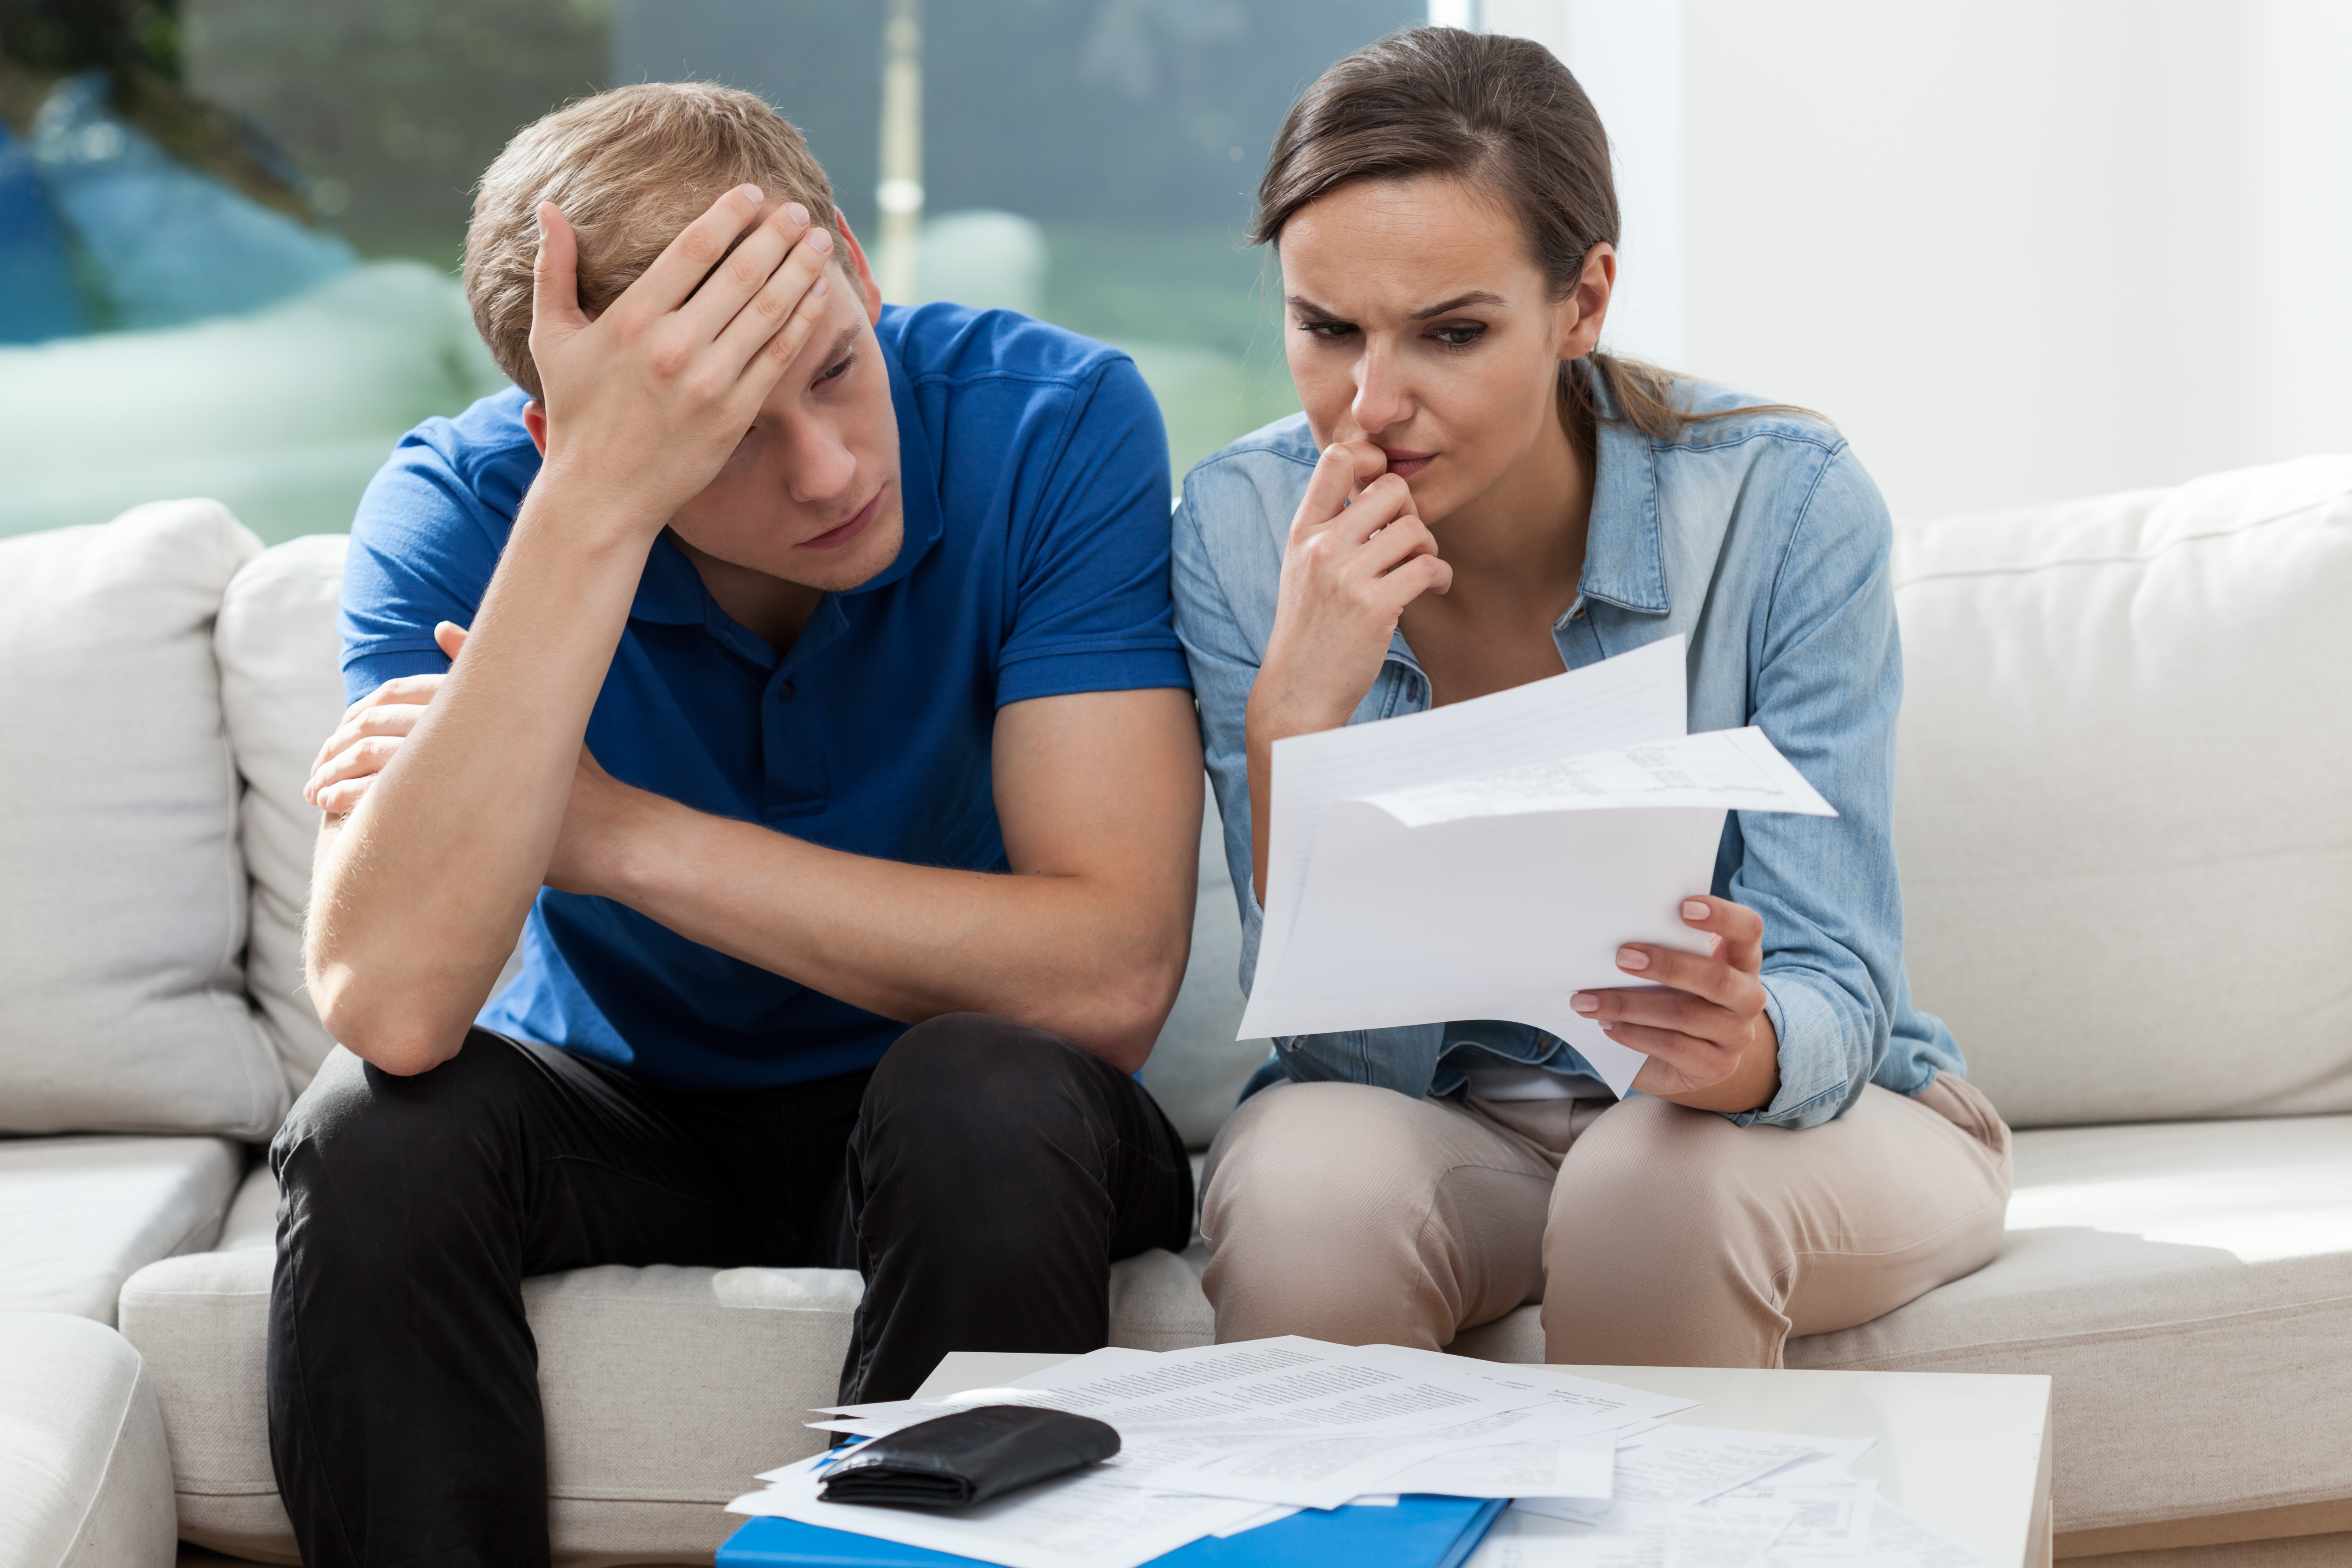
(719, 1494, 1507, 1568)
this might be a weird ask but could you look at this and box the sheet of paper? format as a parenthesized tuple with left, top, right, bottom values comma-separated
(1246, 636, 1689, 1087)
(1473, 1496, 1796, 1568)
(729, 1453, 1269, 1568)
(806, 1337, 1574, 1510)
(1361, 1348, 1700, 1435)
(1722, 1481, 1874, 1556)
(1611, 1427, 1850, 1507)
(1242, 659, 1837, 1098)
(1736, 1438, 1875, 1491)
(1210, 1503, 1300, 1537)
(1365, 728, 1834, 828)
(1768, 1493, 1997, 1568)
(1374, 1431, 1614, 1500)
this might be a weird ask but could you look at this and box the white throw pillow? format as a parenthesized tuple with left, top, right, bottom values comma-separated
(1893, 454, 2352, 1128)
(0, 501, 287, 1136)
(215, 536, 350, 1097)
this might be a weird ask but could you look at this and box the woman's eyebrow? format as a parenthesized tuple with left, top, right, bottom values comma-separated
(1410, 290, 1504, 320)
(1285, 294, 1342, 319)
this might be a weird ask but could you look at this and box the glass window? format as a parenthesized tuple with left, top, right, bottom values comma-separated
(0, 0, 1421, 542)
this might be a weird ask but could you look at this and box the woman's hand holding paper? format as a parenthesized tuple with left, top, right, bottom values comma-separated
(1577, 896, 1784, 1114)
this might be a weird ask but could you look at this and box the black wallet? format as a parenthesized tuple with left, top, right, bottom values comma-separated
(818, 1404, 1121, 1508)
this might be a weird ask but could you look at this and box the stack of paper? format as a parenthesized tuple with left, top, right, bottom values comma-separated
(725, 1338, 2003, 1568)
(1235, 637, 1836, 1096)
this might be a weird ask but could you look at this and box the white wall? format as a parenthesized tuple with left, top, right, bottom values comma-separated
(1462, 0, 2352, 519)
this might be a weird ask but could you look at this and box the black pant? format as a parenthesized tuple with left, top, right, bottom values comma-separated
(266, 1013, 1193, 1568)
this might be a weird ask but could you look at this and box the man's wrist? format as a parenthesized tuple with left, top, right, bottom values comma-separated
(521, 462, 676, 550)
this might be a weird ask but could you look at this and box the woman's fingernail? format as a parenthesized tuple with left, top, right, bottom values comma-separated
(1683, 899, 1710, 921)
(741, 184, 765, 204)
(784, 201, 808, 227)
(1599, 1021, 1617, 1033)
(1617, 947, 1649, 971)
(1571, 993, 1600, 1014)
(810, 273, 830, 298)
(807, 228, 833, 253)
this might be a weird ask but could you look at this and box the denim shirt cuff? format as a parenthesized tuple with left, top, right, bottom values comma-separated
(1730, 973, 1859, 1129)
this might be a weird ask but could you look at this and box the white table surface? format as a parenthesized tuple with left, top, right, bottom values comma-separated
(914, 1352, 2053, 1568)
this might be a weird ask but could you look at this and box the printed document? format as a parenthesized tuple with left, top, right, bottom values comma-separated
(1239, 637, 1834, 1095)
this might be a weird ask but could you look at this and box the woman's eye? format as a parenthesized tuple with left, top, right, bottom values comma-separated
(1434, 323, 1486, 349)
(1299, 320, 1355, 340)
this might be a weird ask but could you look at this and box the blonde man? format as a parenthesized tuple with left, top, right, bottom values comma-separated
(276, 83, 1201, 1565)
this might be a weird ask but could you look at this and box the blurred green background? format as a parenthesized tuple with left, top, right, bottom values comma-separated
(0, 0, 1422, 543)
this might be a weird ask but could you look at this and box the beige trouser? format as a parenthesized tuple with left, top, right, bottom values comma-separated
(1199, 1074, 2012, 1367)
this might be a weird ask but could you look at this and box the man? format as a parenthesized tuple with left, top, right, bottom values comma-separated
(276, 81, 1202, 1566)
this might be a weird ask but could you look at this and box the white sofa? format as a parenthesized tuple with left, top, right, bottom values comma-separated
(3, 457, 2350, 1567)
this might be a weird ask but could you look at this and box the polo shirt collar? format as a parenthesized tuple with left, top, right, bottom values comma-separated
(1579, 363, 1671, 617)
(627, 530, 706, 624)
(622, 322, 947, 624)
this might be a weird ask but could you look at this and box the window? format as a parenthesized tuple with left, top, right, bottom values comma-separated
(0, 0, 1421, 542)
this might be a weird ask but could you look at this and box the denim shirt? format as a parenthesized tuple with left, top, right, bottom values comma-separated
(1170, 370, 1964, 1130)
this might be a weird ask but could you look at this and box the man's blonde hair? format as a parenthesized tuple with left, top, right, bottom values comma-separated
(464, 82, 840, 400)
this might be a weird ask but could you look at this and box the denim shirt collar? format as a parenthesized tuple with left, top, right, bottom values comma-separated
(1579, 366, 1672, 617)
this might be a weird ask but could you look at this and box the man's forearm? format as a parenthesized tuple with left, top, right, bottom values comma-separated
(307, 486, 656, 1072)
(592, 794, 1191, 1073)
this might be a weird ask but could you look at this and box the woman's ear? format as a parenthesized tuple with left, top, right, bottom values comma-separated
(833, 208, 886, 325)
(1560, 241, 1617, 361)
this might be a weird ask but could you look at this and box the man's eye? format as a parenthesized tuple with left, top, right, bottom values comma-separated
(818, 356, 854, 382)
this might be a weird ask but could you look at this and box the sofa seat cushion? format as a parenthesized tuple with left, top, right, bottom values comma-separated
(0, 1137, 240, 1325)
(0, 1313, 176, 1568)
(1801, 1114, 2352, 1539)
(119, 1187, 1211, 1567)
(1451, 1115, 2352, 1532)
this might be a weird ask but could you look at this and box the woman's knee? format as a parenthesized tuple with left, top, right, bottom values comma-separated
(1201, 1081, 1446, 1252)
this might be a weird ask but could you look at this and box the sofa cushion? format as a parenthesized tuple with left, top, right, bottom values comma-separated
(0, 1137, 241, 1325)
(1890, 455, 2352, 1128)
(1794, 1114, 2352, 1535)
(214, 535, 351, 1099)
(1453, 1114, 2352, 1536)
(1137, 789, 1272, 1150)
(120, 1189, 1212, 1566)
(0, 1312, 176, 1568)
(0, 500, 288, 1137)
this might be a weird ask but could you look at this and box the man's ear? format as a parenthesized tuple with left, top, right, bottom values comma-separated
(523, 400, 549, 456)
(833, 207, 885, 325)
(1561, 241, 1617, 362)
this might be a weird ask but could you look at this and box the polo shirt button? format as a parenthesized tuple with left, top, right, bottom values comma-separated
(778, 680, 797, 701)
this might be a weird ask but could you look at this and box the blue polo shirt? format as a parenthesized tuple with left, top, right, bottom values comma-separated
(339, 303, 1186, 1091)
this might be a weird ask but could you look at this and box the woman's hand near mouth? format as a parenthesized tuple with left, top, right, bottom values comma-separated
(1242, 437, 1454, 901)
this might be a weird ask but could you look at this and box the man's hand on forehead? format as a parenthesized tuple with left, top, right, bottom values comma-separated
(525, 183, 836, 536)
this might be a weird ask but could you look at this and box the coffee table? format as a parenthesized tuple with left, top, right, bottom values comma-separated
(913, 1353, 2054, 1568)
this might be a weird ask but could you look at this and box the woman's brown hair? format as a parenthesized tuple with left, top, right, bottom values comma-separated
(1253, 26, 1807, 444)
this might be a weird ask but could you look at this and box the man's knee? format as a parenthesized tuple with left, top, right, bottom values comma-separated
(861, 1013, 1107, 1160)
(272, 1031, 537, 1214)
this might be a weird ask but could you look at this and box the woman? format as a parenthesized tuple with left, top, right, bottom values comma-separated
(1173, 27, 2011, 1367)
